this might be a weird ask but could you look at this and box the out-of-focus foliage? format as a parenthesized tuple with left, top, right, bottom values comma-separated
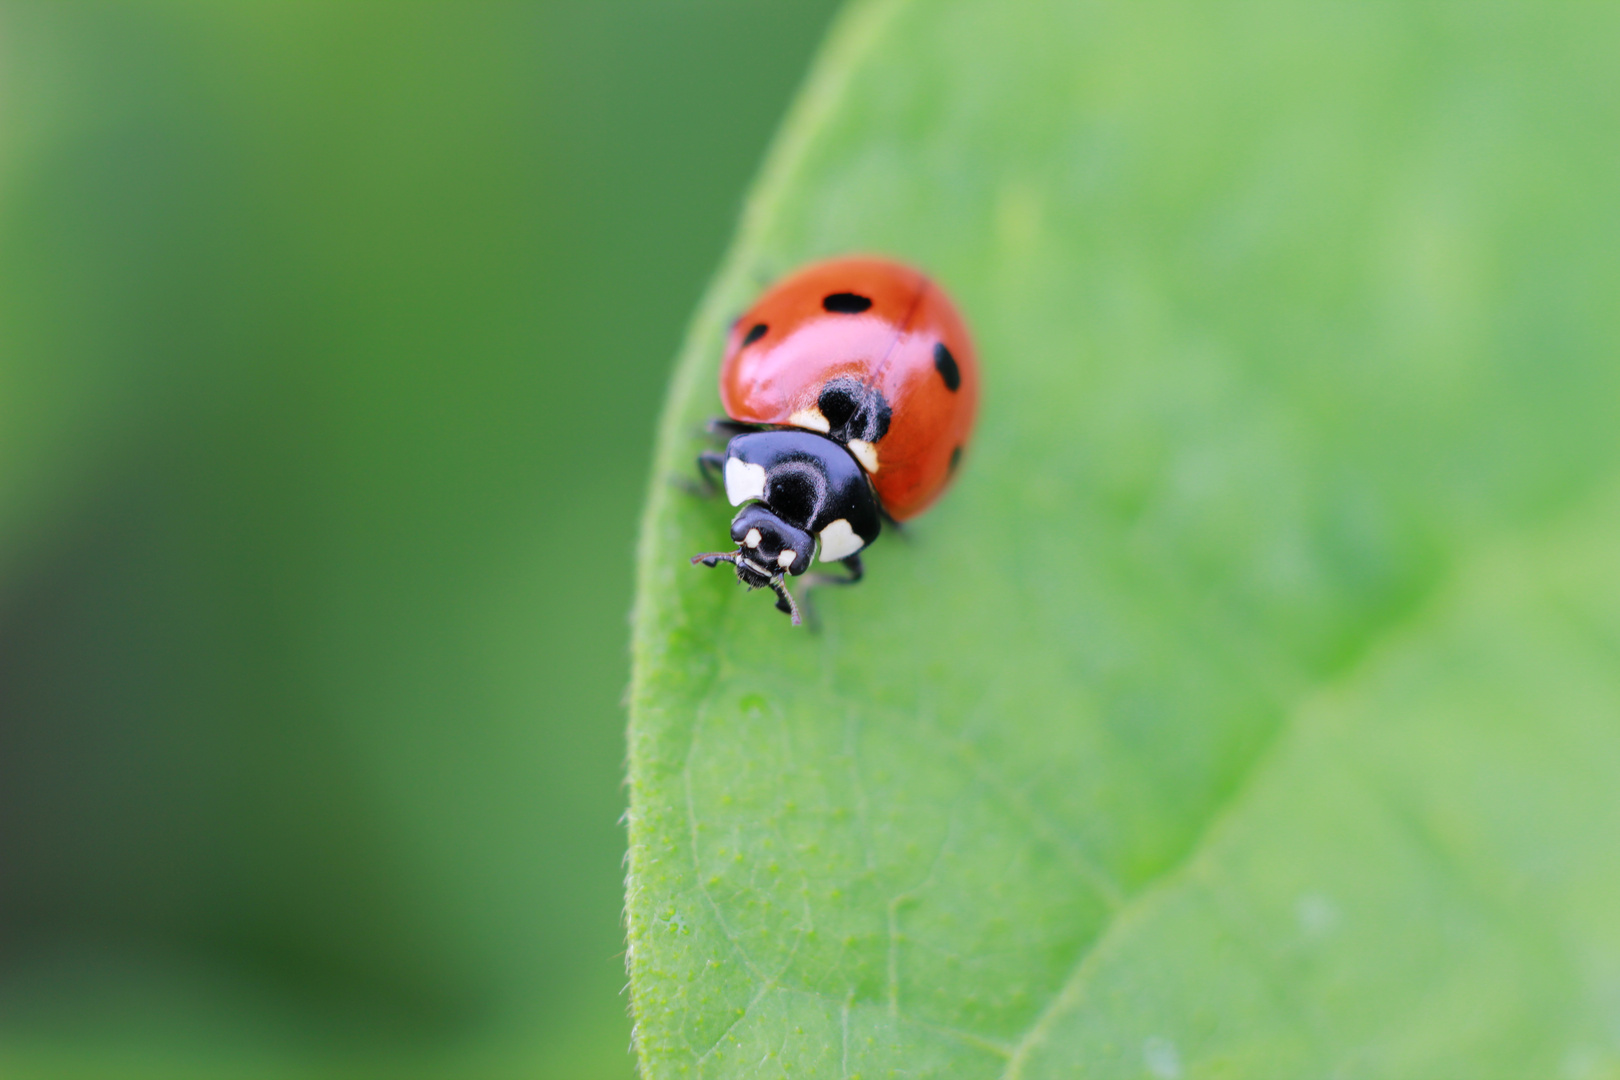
(0, 3, 836, 1077)
(628, 1, 1620, 1076)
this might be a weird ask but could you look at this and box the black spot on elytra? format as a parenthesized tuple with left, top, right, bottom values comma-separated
(822, 292, 872, 314)
(742, 322, 768, 346)
(949, 445, 963, 473)
(933, 342, 961, 392)
(818, 381, 858, 431)
(818, 378, 892, 445)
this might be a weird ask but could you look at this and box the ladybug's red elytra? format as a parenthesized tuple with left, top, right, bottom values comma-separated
(691, 256, 979, 624)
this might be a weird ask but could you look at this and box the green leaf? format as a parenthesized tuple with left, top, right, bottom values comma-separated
(627, 2, 1620, 1076)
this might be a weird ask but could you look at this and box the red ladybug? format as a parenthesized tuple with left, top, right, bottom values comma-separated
(691, 256, 978, 623)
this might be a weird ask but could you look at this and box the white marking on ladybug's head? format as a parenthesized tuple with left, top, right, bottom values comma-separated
(724, 456, 767, 506)
(744, 528, 762, 548)
(817, 518, 864, 563)
(778, 549, 796, 569)
(740, 555, 774, 577)
(847, 438, 879, 474)
(788, 406, 831, 434)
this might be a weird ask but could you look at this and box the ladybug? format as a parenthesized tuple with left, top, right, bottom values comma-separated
(691, 256, 978, 623)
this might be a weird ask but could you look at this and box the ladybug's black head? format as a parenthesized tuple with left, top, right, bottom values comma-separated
(728, 504, 812, 577)
(690, 504, 812, 623)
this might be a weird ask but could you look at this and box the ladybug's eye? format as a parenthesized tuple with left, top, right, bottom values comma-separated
(742, 323, 767, 346)
(822, 292, 872, 314)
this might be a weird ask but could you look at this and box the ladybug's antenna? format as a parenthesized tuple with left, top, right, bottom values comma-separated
(769, 577, 803, 627)
(690, 550, 803, 626)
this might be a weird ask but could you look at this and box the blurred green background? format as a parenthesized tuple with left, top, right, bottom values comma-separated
(0, 3, 838, 1076)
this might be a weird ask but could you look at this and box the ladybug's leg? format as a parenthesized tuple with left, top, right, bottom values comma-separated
(694, 450, 727, 496)
(677, 418, 758, 498)
(875, 503, 908, 541)
(804, 552, 863, 588)
(795, 553, 863, 632)
(706, 417, 759, 440)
